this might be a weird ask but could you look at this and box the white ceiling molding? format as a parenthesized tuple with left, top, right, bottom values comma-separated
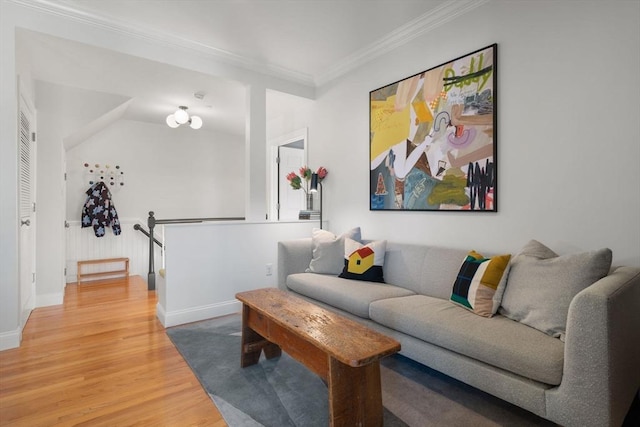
(9, 0, 315, 86)
(315, 0, 491, 86)
(10, 0, 490, 89)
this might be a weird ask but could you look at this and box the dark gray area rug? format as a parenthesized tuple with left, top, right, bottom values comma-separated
(167, 314, 556, 427)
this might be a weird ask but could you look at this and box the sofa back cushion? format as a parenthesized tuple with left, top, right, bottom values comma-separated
(306, 227, 361, 274)
(499, 239, 612, 341)
(384, 242, 469, 299)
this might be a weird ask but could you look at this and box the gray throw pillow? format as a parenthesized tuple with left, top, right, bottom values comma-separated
(306, 227, 361, 274)
(499, 240, 612, 341)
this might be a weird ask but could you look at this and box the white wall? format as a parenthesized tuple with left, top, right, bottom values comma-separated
(63, 120, 245, 290)
(266, 90, 314, 141)
(312, 0, 640, 267)
(65, 219, 162, 282)
(35, 111, 66, 305)
(157, 220, 318, 327)
(66, 120, 245, 221)
(1, 2, 21, 349)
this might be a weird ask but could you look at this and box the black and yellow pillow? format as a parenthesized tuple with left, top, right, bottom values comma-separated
(338, 238, 386, 283)
(450, 250, 511, 317)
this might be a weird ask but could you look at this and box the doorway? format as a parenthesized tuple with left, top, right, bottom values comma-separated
(268, 128, 307, 221)
(18, 82, 37, 327)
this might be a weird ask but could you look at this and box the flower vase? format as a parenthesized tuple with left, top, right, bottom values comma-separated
(306, 193, 313, 211)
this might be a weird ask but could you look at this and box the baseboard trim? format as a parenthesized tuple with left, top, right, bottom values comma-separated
(0, 327, 22, 351)
(157, 299, 241, 328)
(36, 292, 64, 307)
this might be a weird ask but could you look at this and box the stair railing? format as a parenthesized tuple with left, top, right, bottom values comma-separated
(145, 211, 245, 290)
(133, 223, 163, 248)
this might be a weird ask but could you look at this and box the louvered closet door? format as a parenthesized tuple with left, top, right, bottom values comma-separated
(19, 89, 36, 327)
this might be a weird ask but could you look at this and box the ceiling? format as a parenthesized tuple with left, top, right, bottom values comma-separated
(15, 0, 483, 142)
(19, 29, 252, 141)
(55, 0, 454, 83)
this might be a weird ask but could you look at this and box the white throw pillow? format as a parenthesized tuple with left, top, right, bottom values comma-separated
(306, 227, 361, 274)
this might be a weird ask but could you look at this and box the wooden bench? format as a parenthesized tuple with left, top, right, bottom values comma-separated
(235, 288, 400, 427)
(77, 257, 129, 284)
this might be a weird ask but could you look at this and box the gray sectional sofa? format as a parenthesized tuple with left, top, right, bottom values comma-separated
(277, 236, 640, 427)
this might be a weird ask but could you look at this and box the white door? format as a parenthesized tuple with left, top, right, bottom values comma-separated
(19, 89, 37, 327)
(278, 146, 305, 221)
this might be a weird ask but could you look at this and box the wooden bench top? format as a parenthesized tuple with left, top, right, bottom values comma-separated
(236, 288, 400, 367)
(78, 257, 129, 265)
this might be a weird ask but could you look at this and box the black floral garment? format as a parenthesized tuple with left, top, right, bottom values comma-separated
(81, 181, 122, 237)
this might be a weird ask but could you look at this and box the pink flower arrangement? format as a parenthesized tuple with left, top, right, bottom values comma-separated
(286, 166, 328, 193)
(316, 166, 328, 180)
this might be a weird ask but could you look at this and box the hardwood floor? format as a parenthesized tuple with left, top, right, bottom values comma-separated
(0, 276, 226, 426)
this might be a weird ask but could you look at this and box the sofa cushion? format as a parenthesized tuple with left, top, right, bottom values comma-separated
(370, 294, 565, 385)
(339, 239, 386, 283)
(499, 240, 612, 341)
(286, 272, 414, 318)
(383, 243, 471, 299)
(306, 227, 361, 274)
(450, 251, 511, 317)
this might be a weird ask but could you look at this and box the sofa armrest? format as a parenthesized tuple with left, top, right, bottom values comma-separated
(546, 266, 640, 427)
(277, 238, 312, 290)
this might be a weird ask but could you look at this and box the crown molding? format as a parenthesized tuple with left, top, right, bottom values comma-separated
(9, 0, 490, 89)
(8, 0, 316, 87)
(315, 0, 491, 86)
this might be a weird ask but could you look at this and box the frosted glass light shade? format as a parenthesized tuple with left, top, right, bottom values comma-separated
(174, 108, 189, 124)
(189, 116, 203, 129)
(166, 114, 180, 128)
(166, 106, 202, 129)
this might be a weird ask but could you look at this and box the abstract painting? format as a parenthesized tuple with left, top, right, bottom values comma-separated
(370, 44, 497, 211)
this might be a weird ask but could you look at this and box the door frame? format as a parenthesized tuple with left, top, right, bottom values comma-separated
(267, 128, 308, 221)
(18, 78, 37, 329)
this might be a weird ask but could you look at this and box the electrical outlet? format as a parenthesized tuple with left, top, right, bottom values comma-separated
(265, 263, 273, 276)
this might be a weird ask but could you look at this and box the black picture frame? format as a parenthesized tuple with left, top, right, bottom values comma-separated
(369, 44, 497, 212)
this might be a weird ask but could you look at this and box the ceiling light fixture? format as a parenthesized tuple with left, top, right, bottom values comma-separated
(166, 106, 202, 129)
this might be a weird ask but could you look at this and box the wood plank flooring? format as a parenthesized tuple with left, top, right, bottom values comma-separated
(0, 276, 226, 426)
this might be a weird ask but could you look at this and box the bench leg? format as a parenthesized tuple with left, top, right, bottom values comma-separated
(240, 305, 281, 367)
(327, 357, 383, 427)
